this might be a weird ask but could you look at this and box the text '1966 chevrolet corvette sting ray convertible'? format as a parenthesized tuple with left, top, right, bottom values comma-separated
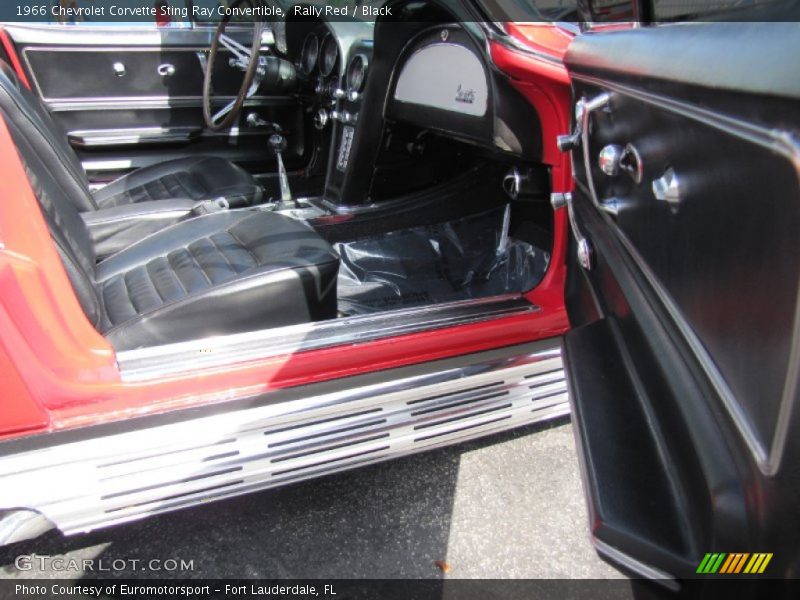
(0, 0, 797, 588)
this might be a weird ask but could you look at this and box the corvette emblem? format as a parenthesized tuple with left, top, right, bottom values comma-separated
(455, 84, 475, 104)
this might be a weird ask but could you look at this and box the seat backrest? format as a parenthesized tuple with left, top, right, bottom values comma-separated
(3, 112, 103, 327)
(0, 61, 97, 212)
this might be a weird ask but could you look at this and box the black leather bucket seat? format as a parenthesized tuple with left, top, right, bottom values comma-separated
(2, 89, 339, 351)
(0, 61, 262, 210)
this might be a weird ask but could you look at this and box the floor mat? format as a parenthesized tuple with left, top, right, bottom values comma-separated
(335, 205, 550, 315)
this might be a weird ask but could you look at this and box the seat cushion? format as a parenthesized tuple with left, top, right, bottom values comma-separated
(93, 156, 263, 210)
(96, 210, 339, 350)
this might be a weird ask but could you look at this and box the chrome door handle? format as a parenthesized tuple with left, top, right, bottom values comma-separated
(157, 64, 176, 77)
(552, 192, 594, 271)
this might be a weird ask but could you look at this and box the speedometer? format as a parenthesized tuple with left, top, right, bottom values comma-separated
(319, 34, 339, 77)
(300, 33, 319, 76)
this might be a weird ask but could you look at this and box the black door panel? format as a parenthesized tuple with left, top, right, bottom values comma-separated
(24, 47, 208, 100)
(23, 47, 295, 101)
(572, 80, 799, 459)
(1, 24, 304, 183)
(563, 23, 800, 583)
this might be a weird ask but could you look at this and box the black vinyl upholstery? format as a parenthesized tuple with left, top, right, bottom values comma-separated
(93, 156, 262, 209)
(96, 212, 339, 349)
(0, 61, 262, 211)
(2, 67, 339, 351)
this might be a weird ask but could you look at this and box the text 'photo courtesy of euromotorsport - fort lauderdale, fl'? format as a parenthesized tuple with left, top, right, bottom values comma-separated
(0, 0, 797, 598)
(14, 583, 331, 597)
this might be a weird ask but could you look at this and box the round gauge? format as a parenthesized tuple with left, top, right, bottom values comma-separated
(346, 54, 368, 93)
(319, 34, 339, 77)
(300, 33, 319, 76)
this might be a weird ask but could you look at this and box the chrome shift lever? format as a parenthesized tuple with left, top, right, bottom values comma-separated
(269, 133, 295, 208)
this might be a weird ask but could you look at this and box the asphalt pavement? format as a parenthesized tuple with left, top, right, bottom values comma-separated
(0, 419, 626, 581)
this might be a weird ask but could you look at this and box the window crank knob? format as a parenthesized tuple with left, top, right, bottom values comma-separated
(598, 144, 624, 176)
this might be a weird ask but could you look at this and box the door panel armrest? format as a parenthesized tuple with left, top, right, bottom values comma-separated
(82, 199, 199, 261)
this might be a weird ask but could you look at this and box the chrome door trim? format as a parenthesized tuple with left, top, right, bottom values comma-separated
(570, 72, 800, 477)
(593, 539, 678, 590)
(68, 126, 267, 147)
(67, 126, 199, 147)
(570, 73, 800, 169)
(47, 96, 293, 112)
(3, 23, 273, 47)
(0, 339, 567, 541)
(117, 295, 539, 382)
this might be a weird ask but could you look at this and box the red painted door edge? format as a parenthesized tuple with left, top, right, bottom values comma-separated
(0, 28, 32, 89)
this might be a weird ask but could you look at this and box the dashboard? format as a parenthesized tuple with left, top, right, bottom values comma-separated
(282, 1, 542, 206)
(287, 20, 372, 131)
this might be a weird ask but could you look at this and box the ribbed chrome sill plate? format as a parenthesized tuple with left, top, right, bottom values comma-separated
(117, 295, 538, 382)
(0, 339, 567, 537)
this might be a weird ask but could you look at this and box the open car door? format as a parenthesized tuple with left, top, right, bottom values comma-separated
(560, 20, 800, 587)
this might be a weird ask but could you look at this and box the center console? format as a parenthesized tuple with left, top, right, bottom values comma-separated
(321, 39, 373, 209)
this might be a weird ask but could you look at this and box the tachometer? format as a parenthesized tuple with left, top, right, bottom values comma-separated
(300, 33, 319, 76)
(319, 34, 339, 77)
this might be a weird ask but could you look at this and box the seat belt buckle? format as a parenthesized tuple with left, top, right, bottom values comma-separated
(191, 197, 230, 217)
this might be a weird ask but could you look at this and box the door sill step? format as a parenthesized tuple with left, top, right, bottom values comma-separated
(0, 338, 567, 542)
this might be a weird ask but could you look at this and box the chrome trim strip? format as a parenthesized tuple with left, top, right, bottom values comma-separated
(593, 539, 679, 591)
(1, 24, 271, 47)
(117, 295, 539, 382)
(0, 340, 567, 539)
(81, 159, 134, 172)
(572, 73, 800, 476)
(571, 74, 800, 171)
(68, 126, 265, 147)
(68, 126, 198, 147)
(48, 96, 289, 112)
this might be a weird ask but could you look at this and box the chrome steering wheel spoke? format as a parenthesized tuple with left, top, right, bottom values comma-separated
(211, 99, 237, 126)
(219, 33, 252, 68)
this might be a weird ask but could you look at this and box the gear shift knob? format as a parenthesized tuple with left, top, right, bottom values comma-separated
(269, 133, 287, 153)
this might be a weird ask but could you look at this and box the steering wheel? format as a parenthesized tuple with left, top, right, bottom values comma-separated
(203, 9, 266, 131)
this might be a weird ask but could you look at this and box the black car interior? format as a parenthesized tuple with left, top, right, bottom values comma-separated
(0, 0, 557, 350)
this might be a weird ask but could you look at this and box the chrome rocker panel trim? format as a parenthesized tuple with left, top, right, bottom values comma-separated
(0, 339, 567, 543)
(117, 294, 538, 382)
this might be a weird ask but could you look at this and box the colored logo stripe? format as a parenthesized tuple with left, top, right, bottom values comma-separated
(744, 553, 773, 574)
(697, 553, 726, 574)
(719, 553, 749, 573)
(697, 552, 773, 574)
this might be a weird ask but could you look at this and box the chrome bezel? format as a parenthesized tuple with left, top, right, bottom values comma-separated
(346, 53, 368, 94)
(319, 33, 339, 77)
(299, 32, 319, 76)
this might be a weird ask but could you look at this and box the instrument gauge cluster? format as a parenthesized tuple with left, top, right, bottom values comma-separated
(319, 34, 339, 77)
(299, 33, 319, 76)
(346, 54, 368, 97)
